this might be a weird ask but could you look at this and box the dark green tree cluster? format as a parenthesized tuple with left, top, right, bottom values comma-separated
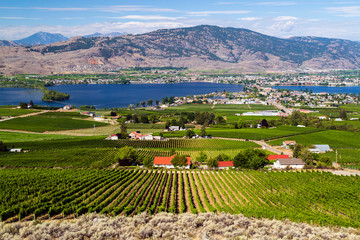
(171, 155, 188, 167)
(114, 146, 138, 166)
(233, 149, 268, 170)
(195, 112, 215, 125)
(41, 87, 70, 101)
(0, 141, 7, 152)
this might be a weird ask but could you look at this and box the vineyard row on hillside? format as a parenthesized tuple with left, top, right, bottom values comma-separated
(0, 169, 359, 228)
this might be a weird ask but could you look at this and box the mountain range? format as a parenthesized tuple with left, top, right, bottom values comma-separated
(1, 25, 360, 75)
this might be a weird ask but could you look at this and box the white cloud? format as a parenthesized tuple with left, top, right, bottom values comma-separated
(274, 16, 298, 21)
(214, 1, 297, 5)
(187, 10, 250, 16)
(30, 5, 179, 13)
(63, 17, 86, 20)
(238, 17, 262, 21)
(0, 21, 190, 40)
(326, 6, 360, 17)
(248, 2, 298, 6)
(103, 15, 184, 21)
(0, 17, 40, 20)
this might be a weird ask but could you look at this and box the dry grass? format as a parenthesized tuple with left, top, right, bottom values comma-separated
(1, 212, 359, 240)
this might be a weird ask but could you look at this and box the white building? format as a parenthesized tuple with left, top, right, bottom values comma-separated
(273, 158, 305, 169)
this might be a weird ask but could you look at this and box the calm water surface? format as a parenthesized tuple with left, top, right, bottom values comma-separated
(0, 83, 243, 108)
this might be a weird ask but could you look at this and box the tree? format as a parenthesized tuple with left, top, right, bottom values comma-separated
(149, 115, 157, 124)
(233, 149, 267, 170)
(171, 155, 187, 167)
(200, 124, 207, 137)
(233, 152, 248, 168)
(340, 109, 347, 120)
(119, 120, 128, 139)
(114, 146, 138, 166)
(136, 103, 140, 108)
(140, 115, 149, 123)
(142, 156, 154, 168)
(237, 119, 245, 129)
(179, 115, 185, 129)
(186, 129, 196, 138)
(293, 144, 304, 158)
(147, 99, 153, 106)
(260, 119, 269, 128)
(128, 104, 134, 110)
(319, 156, 332, 166)
(301, 148, 314, 166)
(161, 97, 168, 104)
(110, 111, 117, 116)
(207, 158, 218, 169)
(165, 120, 171, 129)
(19, 102, 27, 109)
(155, 100, 160, 106)
(29, 100, 34, 107)
(169, 149, 176, 156)
(140, 101, 146, 107)
(0, 141, 7, 152)
(196, 151, 208, 162)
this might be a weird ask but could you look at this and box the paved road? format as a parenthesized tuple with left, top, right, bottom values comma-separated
(252, 140, 283, 154)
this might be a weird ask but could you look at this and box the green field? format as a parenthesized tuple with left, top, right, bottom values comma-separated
(162, 126, 321, 140)
(0, 108, 40, 117)
(0, 148, 117, 168)
(0, 115, 108, 132)
(0, 169, 359, 228)
(0, 131, 81, 143)
(269, 130, 360, 149)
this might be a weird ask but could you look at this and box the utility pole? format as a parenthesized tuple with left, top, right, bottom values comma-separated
(335, 150, 338, 168)
(93, 124, 96, 135)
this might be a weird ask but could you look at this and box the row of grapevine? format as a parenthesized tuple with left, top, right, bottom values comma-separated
(0, 169, 359, 228)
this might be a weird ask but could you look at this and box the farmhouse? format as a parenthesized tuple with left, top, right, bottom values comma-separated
(106, 134, 119, 140)
(309, 144, 331, 154)
(168, 126, 187, 131)
(129, 132, 161, 140)
(267, 155, 289, 161)
(218, 161, 234, 169)
(283, 141, 296, 149)
(273, 158, 305, 169)
(153, 155, 191, 169)
(9, 148, 22, 153)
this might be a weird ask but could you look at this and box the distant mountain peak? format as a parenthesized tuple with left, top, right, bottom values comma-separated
(83, 32, 127, 38)
(14, 32, 68, 46)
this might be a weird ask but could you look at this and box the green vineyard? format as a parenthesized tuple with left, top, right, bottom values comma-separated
(1, 169, 359, 228)
(8, 138, 258, 150)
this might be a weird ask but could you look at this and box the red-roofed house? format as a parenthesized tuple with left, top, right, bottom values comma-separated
(218, 161, 234, 169)
(154, 155, 191, 169)
(267, 155, 289, 161)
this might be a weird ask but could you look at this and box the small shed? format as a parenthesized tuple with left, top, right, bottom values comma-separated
(283, 141, 296, 149)
(309, 144, 331, 154)
(9, 148, 22, 153)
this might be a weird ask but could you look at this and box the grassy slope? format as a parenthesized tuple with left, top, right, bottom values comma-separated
(0, 108, 40, 117)
(0, 115, 108, 132)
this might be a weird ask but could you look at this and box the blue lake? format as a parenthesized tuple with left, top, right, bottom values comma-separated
(0, 83, 243, 108)
(272, 85, 360, 94)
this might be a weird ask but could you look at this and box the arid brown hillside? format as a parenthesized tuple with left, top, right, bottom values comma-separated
(1, 25, 360, 75)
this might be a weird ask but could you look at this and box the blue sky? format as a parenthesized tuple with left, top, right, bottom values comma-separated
(1, 0, 360, 40)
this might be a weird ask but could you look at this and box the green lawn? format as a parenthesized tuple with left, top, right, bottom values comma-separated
(0, 115, 108, 132)
(0, 108, 40, 117)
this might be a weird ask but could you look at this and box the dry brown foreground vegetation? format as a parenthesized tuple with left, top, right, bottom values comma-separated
(1, 212, 359, 240)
